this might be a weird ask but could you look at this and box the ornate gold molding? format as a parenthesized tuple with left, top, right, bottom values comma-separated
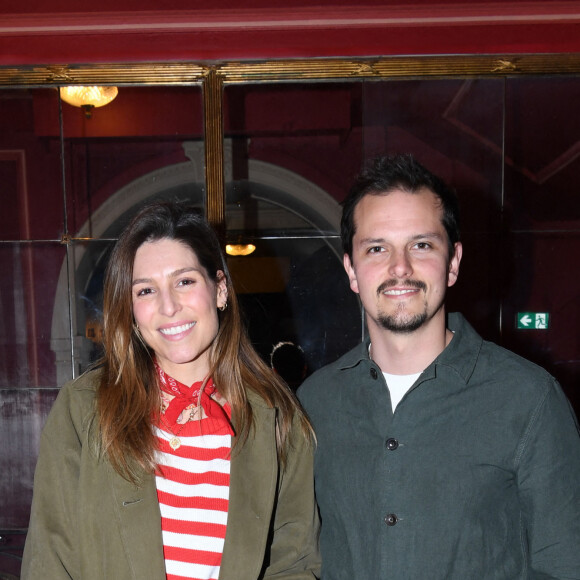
(216, 54, 580, 83)
(1, 54, 580, 87)
(0, 62, 207, 86)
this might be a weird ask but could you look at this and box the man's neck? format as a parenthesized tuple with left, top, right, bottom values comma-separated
(368, 314, 452, 375)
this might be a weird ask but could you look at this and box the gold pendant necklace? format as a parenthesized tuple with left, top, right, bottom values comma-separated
(160, 416, 188, 450)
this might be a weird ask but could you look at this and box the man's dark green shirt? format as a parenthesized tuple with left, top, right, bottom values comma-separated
(299, 313, 580, 579)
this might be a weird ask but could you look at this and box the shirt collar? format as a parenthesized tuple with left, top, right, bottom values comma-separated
(337, 312, 482, 385)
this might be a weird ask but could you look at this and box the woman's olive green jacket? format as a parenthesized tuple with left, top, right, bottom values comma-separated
(21, 369, 320, 579)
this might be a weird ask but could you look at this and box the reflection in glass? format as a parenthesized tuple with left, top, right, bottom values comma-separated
(223, 83, 366, 371)
(229, 236, 361, 374)
(0, 243, 69, 388)
(0, 89, 64, 241)
(0, 388, 60, 529)
(501, 232, 580, 408)
(505, 77, 580, 228)
(61, 86, 205, 239)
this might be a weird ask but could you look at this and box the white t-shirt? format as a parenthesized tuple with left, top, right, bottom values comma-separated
(382, 371, 421, 411)
(369, 343, 421, 411)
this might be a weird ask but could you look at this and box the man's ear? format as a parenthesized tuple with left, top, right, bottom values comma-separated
(343, 253, 360, 294)
(447, 242, 462, 287)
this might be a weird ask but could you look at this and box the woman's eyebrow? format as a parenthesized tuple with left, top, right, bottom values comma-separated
(132, 267, 200, 286)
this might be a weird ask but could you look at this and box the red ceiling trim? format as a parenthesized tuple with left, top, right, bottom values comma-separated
(2, 3, 580, 36)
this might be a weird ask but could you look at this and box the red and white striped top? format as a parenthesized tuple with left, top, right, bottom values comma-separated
(155, 409, 232, 580)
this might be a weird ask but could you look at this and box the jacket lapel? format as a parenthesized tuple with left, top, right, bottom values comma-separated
(220, 396, 278, 579)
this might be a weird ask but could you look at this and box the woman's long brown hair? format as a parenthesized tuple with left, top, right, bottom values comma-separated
(96, 202, 313, 482)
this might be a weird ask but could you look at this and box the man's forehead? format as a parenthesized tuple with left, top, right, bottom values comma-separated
(353, 188, 443, 225)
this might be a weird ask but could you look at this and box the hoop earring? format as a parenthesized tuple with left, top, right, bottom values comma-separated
(219, 302, 227, 312)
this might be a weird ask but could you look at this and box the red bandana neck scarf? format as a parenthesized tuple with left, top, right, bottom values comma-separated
(154, 361, 234, 435)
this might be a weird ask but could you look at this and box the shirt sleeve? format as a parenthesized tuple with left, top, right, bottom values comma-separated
(516, 378, 580, 578)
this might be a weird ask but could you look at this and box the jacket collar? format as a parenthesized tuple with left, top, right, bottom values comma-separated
(337, 312, 482, 385)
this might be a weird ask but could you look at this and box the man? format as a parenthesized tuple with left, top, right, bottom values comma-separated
(298, 154, 580, 579)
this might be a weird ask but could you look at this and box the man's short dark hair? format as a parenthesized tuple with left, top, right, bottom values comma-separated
(341, 154, 461, 258)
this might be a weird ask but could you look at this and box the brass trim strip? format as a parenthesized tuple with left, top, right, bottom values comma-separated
(216, 54, 580, 83)
(1, 54, 580, 87)
(0, 63, 207, 86)
(203, 68, 225, 239)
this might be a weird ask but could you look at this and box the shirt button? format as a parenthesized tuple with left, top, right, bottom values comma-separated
(370, 368, 378, 379)
(384, 514, 398, 526)
(386, 438, 399, 451)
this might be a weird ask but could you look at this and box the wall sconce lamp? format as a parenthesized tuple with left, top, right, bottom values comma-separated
(226, 243, 256, 256)
(59, 86, 118, 118)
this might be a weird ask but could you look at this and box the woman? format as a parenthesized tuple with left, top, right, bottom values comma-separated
(22, 202, 320, 580)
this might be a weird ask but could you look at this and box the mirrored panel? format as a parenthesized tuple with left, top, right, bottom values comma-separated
(503, 76, 580, 410)
(224, 82, 364, 372)
(505, 77, 580, 230)
(500, 232, 580, 411)
(0, 243, 69, 389)
(228, 235, 361, 376)
(0, 388, 59, 532)
(60, 86, 205, 238)
(0, 88, 64, 241)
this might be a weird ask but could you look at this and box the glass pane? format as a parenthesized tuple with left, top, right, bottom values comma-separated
(61, 86, 205, 239)
(224, 82, 365, 374)
(0, 243, 70, 388)
(0, 85, 207, 564)
(69, 239, 115, 377)
(362, 78, 505, 340)
(505, 77, 580, 229)
(229, 236, 361, 373)
(0, 89, 64, 241)
(504, 77, 580, 411)
(224, 82, 365, 210)
(0, 388, 59, 531)
(501, 234, 580, 413)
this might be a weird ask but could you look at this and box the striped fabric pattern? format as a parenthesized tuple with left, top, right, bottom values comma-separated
(155, 415, 232, 580)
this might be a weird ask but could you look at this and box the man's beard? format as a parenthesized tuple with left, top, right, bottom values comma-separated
(376, 279, 427, 333)
(378, 307, 427, 333)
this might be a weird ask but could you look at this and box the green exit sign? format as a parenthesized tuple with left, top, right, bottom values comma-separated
(517, 312, 549, 330)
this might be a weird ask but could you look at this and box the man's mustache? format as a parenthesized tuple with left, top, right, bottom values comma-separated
(377, 279, 426, 296)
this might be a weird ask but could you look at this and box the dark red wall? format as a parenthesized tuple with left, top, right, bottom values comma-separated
(2, 1, 580, 65)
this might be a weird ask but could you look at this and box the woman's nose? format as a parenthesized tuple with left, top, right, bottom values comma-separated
(158, 288, 181, 316)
